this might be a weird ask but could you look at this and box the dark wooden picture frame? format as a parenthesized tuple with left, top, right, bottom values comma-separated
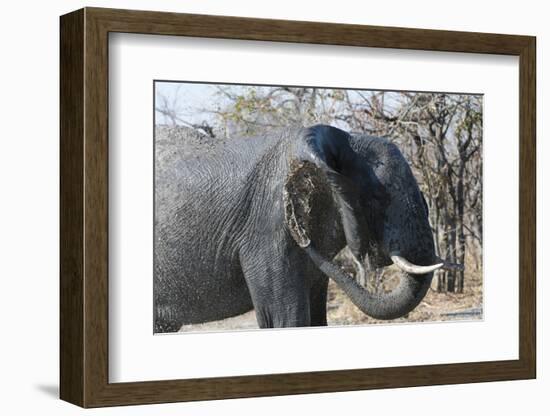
(60, 7, 536, 408)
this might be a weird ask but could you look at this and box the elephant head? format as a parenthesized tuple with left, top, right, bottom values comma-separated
(284, 125, 460, 320)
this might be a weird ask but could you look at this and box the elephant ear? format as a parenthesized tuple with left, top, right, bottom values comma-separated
(283, 125, 365, 257)
(283, 160, 328, 248)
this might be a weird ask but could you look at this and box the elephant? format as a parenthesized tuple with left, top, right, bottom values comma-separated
(154, 124, 458, 332)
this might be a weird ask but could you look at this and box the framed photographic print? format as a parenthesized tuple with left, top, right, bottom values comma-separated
(60, 7, 536, 408)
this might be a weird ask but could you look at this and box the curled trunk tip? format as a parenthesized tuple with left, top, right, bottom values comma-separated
(304, 245, 433, 320)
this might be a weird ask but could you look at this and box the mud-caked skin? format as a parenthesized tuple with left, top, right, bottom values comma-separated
(154, 125, 436, 332)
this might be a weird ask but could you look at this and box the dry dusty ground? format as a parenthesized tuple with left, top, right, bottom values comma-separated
(180, 261, 483, 333)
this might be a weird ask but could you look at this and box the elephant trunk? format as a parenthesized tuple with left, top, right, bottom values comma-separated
(304, 245, 433, 320)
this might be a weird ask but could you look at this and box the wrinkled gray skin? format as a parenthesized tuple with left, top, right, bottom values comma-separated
(154, 125, 435, 332)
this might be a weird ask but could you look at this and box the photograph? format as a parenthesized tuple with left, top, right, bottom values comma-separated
(153, 82, 483, 334)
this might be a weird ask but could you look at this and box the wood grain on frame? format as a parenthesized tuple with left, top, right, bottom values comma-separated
(60, 8, 85, 406)
(60, 7, 536, 408)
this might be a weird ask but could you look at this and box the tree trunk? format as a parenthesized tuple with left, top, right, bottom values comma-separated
(455, 163, 466, 293)
(445, 204, 456, 292)
(435, 201, 446, 292)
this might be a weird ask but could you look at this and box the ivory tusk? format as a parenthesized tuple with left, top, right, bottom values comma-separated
(390, 254, 444, 275)
(435, 257, 465, 271)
